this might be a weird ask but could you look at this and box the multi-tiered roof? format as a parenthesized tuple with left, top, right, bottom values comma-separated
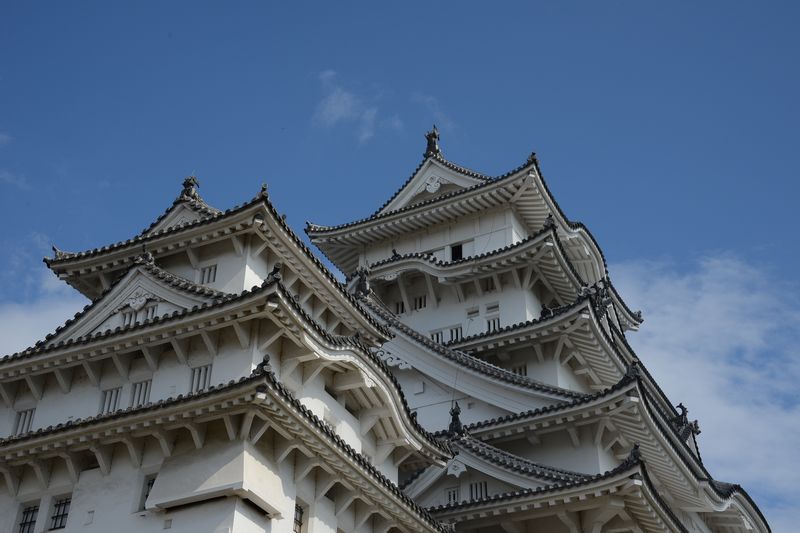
(307, 128, 770, 533)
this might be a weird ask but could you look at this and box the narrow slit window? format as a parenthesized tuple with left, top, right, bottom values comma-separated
(394, 301, 405, 314)
(140, 475, 156, 511)
(190, 364, 212, 393)
(100, 387, 122, 414)
(449, 326, 463, 342)
(469, 481, 488, 500)
(413, 295, 427, 310)
(130, 380, 152, 407)
(18, 503, 38, 533)
(486, 317, 500, 333)
(200, 264, 217, 284)
(49, 496, 71, 530)
(14, 408, 35, 435)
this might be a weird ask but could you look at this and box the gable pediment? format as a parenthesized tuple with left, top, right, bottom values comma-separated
(379, 159, 487, 215)
(144, 202, 211, 236)
(48, 264, 218, 345)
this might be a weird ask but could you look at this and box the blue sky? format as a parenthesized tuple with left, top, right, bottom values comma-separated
(1, 2, 798, 530)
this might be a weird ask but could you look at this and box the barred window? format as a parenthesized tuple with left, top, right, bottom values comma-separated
(446, 487, 459, 504)
(394, 301, 405, 314)
(14, 408, 35, 435)
(449, 326, 462, 342)
(200, 264, 217, 284)
(413, 295, 427, 310)
(486, 317, 500, 333)
(511, 364, 527, 377)
(122, 310, 135, 327)
(99, 387, 122, 414)
(144, 304, 157, 321)
(430, 330, 443, 343)
(450, 243, 463, 261)
(190, 364, 212, 393)
(469, 481, 488, 500)
(49, 496, 71, 530)
(18, 503, 38, 533)
(130, 379, 152, 407)
(293, 504, 304, 533)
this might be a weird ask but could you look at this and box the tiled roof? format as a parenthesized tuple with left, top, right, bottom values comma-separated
(139, 195, 222, 237)
(365, 298, 585, 400)
(0, 363, 453, 533)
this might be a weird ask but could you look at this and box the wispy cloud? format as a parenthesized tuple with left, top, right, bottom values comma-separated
(0, 170, 30, 190)
(613, 255, 800, 531)
(0, 131, 11, 145)
(0, 232, 87, 355)
(412, 93, 454, 131)
(313, 70, 403, 143)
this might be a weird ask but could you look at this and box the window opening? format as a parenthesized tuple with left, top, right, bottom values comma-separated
(18, 503, 38, 533)
(430, 331, 443, 343)
(140, 475, 156, 511)
(394, 301, 405, 314)
(14, 408, 35, 435)
(293, 504, 305, 533)
(49, 496, 71, 530)
(122, 310, 135, 327)
(200, 264, 217, 284)
(469, 481, 488, 500)
(190, 364, 212, 393)
(449, 326, 462, 342)
(450, 243, 463, 261)
(511, 364, 527, 376)
(413, 295, 427, 310)
(131, 380, 152, 407)
(144, 304, 157, 321)
(486, 317, 500, 333)
(446, 487, 460, 504)
(100, 387, 122, 414)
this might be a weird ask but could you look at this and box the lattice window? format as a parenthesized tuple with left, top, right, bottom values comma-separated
(100, 387, 122, 414)
(413, 295, 427, 310)
(190, 364, 212, 393)
(430, 330, 443, 343)
(200, 264, 217, 284)
(293, 504, 305, 533)
(49, 496, 71, 530)
(130, 380, 152, 407)
(466, 307, 479, 319)
(17, 503, 38, 533)
(394, 301, 405, 314)
(446, 487, 460, 504)
(486, 317, 500, 333)
(450, 243, 463, 261)
(469, 481, 488, 500)
(14, 408, 35, 435)
(449, 326, 462, 342)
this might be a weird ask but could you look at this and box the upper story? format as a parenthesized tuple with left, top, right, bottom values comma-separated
(307, 127, 642, 338)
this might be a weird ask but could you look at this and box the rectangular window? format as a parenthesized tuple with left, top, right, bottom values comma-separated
(130, 379, 152, 407)
(469, 481, 488, 501)
(122, 310, 135, 328)
(293, 504, 304, 533)
(485, 303, 500, 314)
(100, 387, 122, 414)
(450, 243, 463, 261)
(511, 364, 527, 377)
(486, 317, 500, 333)
(394, 301, 405, 314)
(18, 503, 38, 533)
(446, 487, 459, 504)
(449, 326, 463, 342)
(190, 364, 212, 393)
(466, 308, 479, 319)
(413, 295, 427, 310)
(430, 331, 443, 343)
(49, 496, 71, 530)
(144, 305, 157, 321)
(14, 408, 35, 435)
(200, 264, 217, 284)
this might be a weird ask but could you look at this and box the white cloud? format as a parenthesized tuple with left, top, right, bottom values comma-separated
(313, 71, 400, 143)
(612, 255, 800, 531)
(412, 93, 455, 131)
(0, 170, 30, 190)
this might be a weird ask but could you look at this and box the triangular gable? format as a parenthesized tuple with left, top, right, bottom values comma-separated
(48, 262, 220, 345)
(378, 158, 488, 215)
(142, 199, 220, 237)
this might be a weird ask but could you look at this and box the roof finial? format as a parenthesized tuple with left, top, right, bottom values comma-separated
(448, 402, 465, 436)
(424, 125, 441, 157)
(527, 151, 539, 165)
(181, 175, 200, 201)
(259, 183, 268, 198)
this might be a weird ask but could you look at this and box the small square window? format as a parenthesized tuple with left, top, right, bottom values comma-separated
(469, 481, 488, 500)
(413, 295, 427, 310)
(486, 317, 500, 333)
(430, 331, 443, 343)
(449, 326, 463, 342)
(395, 301, 405, 314)
(131, 380, 152, 407)
(446, 487, 459, 504)
(190, 364, 212, 393)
